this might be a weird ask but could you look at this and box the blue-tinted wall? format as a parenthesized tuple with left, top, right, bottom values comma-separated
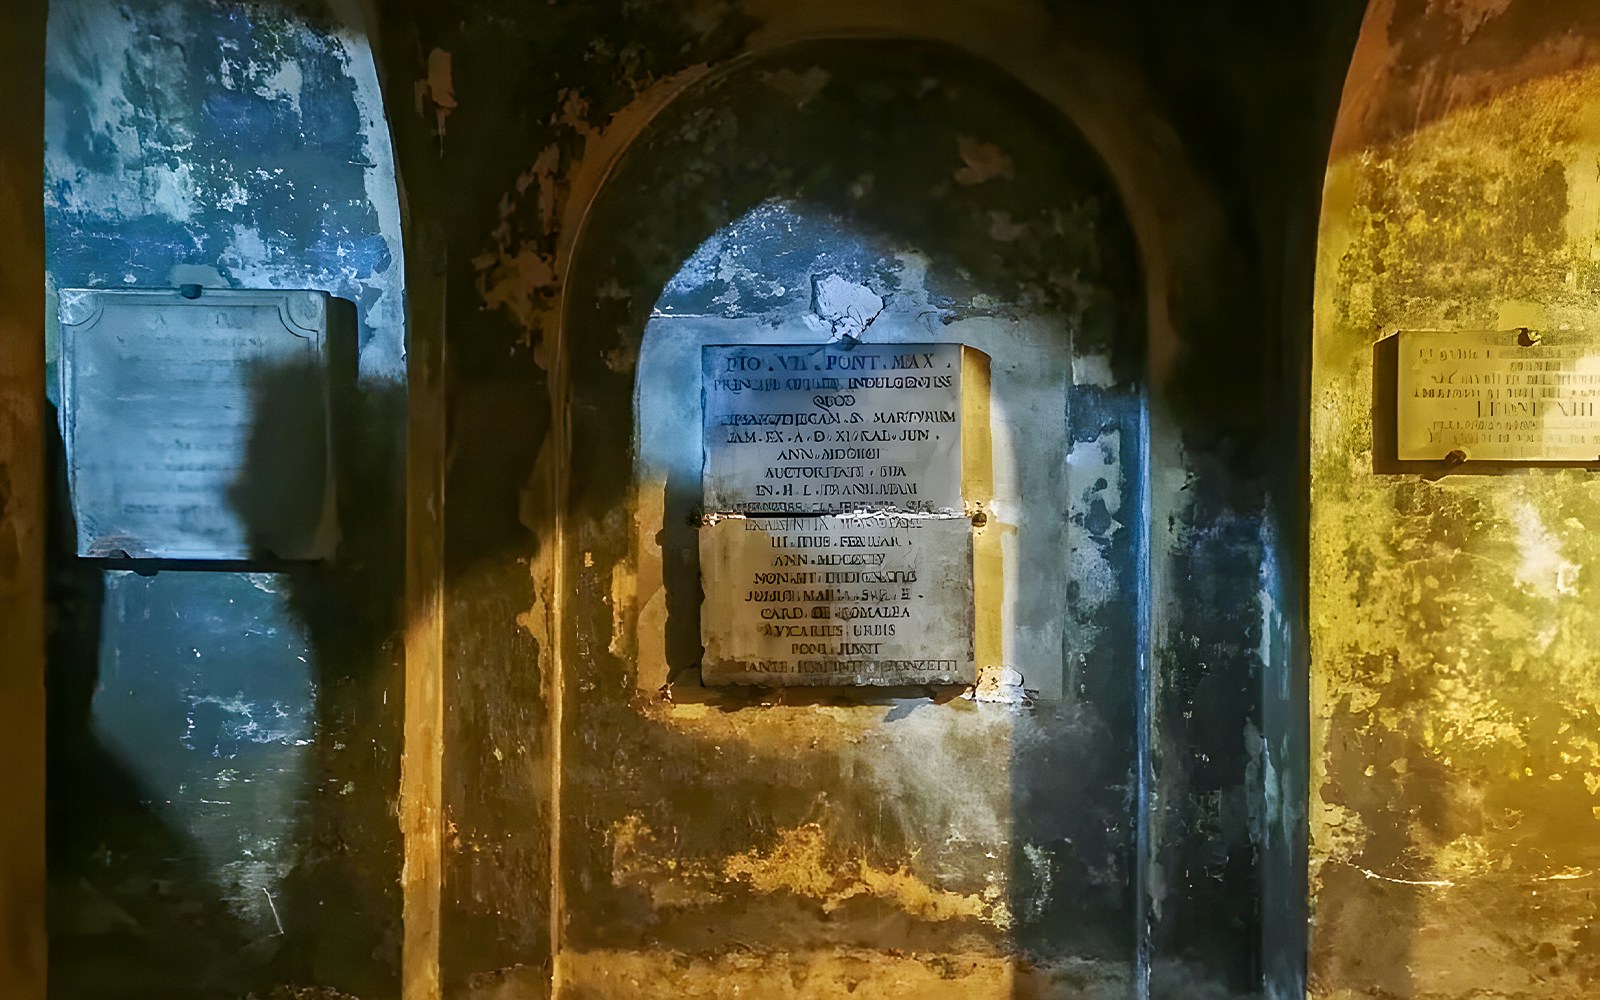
(43, 2, 405, 996)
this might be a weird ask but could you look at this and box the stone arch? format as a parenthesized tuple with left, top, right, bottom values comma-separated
(541, 29, 1199, 997)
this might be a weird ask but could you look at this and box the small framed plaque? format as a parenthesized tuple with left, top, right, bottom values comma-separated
(59, 287, 337, 561)
(1396, 329, 1600, 464)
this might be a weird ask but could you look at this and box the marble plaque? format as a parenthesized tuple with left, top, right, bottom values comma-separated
(59, 287, 336, 560)
(699, 514, 974, 686)
(702, 343, 964, 513)
(699, 343, 981, 686)
(1397, 329, 1600, 462)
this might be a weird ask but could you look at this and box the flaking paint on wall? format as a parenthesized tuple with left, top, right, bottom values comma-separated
(380, 0, 1364, 994)
(43, 1, 407, 995)
(1312, 2, 1600, 995)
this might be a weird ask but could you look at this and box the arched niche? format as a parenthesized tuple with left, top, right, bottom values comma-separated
(555, 39, 1150, 993)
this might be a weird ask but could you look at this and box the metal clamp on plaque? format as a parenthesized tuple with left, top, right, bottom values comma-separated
(1395, 328, 1600, 466)
(698, 343, 989, 687)
(59, 287, 338, 561)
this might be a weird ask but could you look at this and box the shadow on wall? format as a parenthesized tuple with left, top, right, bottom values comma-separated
(45, 405, 255, 1000)
(45, 299, 404, 1000)
(227, 303, 407, 997)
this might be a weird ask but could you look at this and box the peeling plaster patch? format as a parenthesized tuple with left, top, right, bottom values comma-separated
(1427, 0, 1514, 42)
(1314, 802, 1368, 866)
(478, 248, 558, 339)
(1244, 720, 1282, 849)
(722, 824, 1012, 928)
(809, 273, 884, 341)
(425, 48, 457, 134)
(328, 20, 408, 377)
(607, 809, 1016, 927)
(659, 200, 810, 317)
(609, 558, 636, 660)
(219, 223, 272, 275)
(475, 67, 715, 354)
(555, 948, 1125, 1000)
(144, 162, 200, 223)
(660, 239, 723, 302)
(1017, 843, 1055, 924)
(1144, 858, 1167, 922)
(602, 343, 638, 373)
(555, 87, 598, 140)
(181, 691, 313, 753)
(1258, 587, 1278, 687)
(971, 664, 1031, 704)
(215, 179, 250, 212)
(953, 136, 1014, 186)
(609, 815, 722, 908)
(516, 595, 550, 650)
(252, 57, 304, 116)
(528, 144, 561, 237)
(1065, 431, 1126, 620)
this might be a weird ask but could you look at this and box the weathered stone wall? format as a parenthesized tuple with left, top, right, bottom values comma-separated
(42, 1, 407, 995)
(375, 2, 1365, 998)
(568, 42, 1144, 997)
(19, 0, 1374, 996)
(1312, 1, 1600, 996)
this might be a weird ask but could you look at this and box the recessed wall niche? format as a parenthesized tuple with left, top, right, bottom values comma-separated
(559, 40, 1150, 976)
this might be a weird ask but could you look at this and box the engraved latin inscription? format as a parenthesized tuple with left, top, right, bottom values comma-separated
(699, 514, 973, 686)
(60, 288, 335, 560)
(703, 344, 962, 513)
(699, 343, 978, 687)
(1397, 329, 1600, 462)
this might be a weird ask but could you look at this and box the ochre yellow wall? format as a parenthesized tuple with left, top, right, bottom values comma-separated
(1313, 1, 1600, 995)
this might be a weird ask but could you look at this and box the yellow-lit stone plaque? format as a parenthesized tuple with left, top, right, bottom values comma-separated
(1397, 329, 1600, 462)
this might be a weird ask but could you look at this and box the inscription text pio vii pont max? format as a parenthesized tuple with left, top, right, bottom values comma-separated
(698, 342, 987, 687)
